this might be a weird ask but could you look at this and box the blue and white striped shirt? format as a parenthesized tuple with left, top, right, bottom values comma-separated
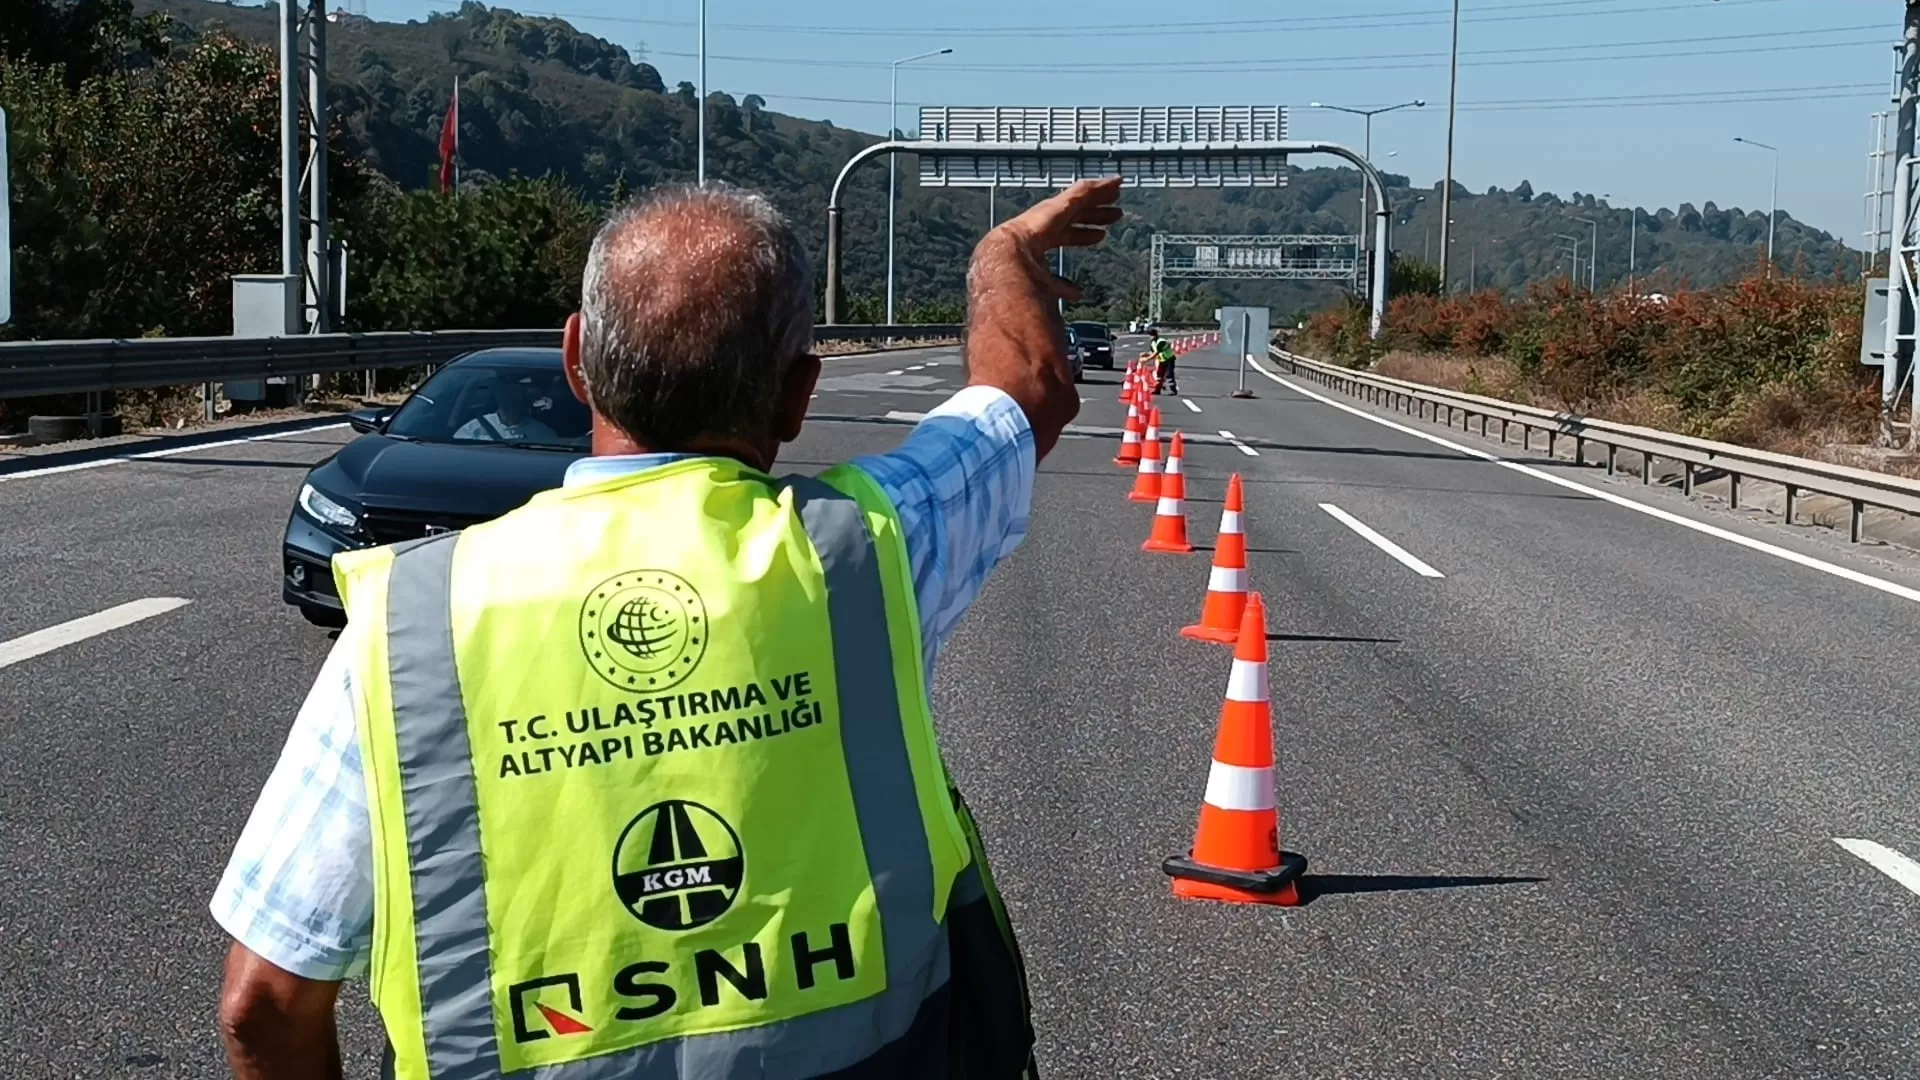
(210, 385, 1035, 980)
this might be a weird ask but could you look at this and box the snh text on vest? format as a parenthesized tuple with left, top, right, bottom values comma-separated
(493, 671, 826, 780)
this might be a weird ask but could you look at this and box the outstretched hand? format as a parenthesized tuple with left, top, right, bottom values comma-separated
(964, 176, 1125, 461)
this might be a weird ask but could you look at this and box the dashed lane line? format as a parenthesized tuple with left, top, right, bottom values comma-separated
(1183, 398, 1202, 413)
(1248, 353, 1920, 607)
(887, 369, 906, 376)
(1835, 838, 1920, 900)
(1319, 503, 1446, 579)
(0, 598, 193, 671)
(1217, 429, 1260, 457)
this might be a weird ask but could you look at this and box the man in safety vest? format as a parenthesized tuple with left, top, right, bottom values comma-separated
(211, 176, 1125, 1078)
(1145, 328, 1179, 395)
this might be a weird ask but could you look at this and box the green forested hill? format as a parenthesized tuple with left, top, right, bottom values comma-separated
(110, 0, 1881, 323)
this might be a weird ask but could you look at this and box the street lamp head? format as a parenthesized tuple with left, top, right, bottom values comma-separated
(1414, 99, 1427, 107)
(937, 48, 953, 55)
(1310, 101, 1324, 108)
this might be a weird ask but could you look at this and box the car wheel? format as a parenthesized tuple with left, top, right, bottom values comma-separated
(300, 603, 347, 629)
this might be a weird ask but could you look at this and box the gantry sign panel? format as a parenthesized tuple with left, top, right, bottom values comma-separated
(915, 105, 1289, 189)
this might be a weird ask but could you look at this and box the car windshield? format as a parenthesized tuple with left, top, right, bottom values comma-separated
(383, 358, 591, 451)
(1070, 322, 1111, 339)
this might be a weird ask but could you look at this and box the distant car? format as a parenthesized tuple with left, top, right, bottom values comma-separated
(1069, 321, 1115, 369)
(1063, 325, 1088, 382)
(281, 348, 589, 627)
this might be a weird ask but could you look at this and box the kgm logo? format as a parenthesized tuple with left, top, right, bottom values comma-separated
(508, 973, 595, 1044)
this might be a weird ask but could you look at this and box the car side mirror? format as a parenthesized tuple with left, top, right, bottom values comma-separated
(347, 407, 393, 434)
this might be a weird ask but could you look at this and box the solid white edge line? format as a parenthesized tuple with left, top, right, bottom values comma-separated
(0, 597, 193, 671)
(1319, 502, 1446, 579)
(1183, 398, 1202, 413)
(0, 422, 350, 483)
(1250, 355, 1920, 606)
(1834, 838, 1920, 898)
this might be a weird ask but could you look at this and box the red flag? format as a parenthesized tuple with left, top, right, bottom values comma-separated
(438, 77, 459, 193)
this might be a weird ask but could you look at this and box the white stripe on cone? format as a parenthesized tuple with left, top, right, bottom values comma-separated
(1220, 510, 1244, 534)
(1225, 657, 1269, 704)
(1207, 565, 1248, 592)
(1139, 459, 1162, 475)
(1120, 430, 1140, 445)
(1145, 426, 1160, 440)
(1156, 496, 1184, 516)
(1203, 760, 1276, 812)
(1165, 455, 1184, 476)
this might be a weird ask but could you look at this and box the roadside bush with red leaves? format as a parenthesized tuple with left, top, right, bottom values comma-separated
(1296, 273, 1878, 452)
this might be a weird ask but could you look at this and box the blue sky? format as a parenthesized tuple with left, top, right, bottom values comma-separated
(366, 0, 1902, 245)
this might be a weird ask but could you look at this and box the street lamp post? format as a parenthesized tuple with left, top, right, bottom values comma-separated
(1311, 100, 1424, 278)
(1439, 0, 1462, 289)
(1733, 136, 1780, 275)
(1576, 216, 1599, 291)
(1555, 233, 1581, 284)
(886, 47, 952, 325)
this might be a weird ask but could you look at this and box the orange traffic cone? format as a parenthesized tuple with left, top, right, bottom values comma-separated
(1163, 592, 1307, 905)
(1182, 473, 1250, 643)
(1128, 408, 1164, 503)
(1114, 397, 1144, 467)
(1119, 360, 1135, 403)
(1144, 432, 1194, 554)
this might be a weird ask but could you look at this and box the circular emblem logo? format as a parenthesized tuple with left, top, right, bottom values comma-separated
(578, 570, 708, 691)
(611, 800, 744, 931)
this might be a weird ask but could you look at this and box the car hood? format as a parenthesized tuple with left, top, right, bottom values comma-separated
(312, 434, 580, 516)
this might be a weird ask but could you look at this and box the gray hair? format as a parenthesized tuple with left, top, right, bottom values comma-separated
(578, 184, 814, 449)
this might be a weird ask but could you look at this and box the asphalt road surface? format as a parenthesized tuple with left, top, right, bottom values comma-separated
(4, 336, 1920, 1078)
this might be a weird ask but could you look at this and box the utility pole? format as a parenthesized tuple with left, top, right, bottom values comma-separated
(280, 0, 331, 334)
(1438, 0, 1462, 290)
(1576, 216, 1599, 291)
(697, 0, 706, 185)
(1628, 210, 1638, 293)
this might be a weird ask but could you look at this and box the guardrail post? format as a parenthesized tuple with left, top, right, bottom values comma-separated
(1640, 452, 1652, 485)
(1682, 461, 1694, 495)
(1728, 472, 1741, 510)
(1784, 484, 1796, 524)
(86, 391, 102, 438)
(1546, 430, 1557, 458)
(1851, 499, 1865, 543)
(1604, 443, 1616, 475)
(1478, 415, 1488, 437)
(1521, 423, 1532, 450)
(1573, 435, 1585, 465)
(1499, 418, 1508, 442)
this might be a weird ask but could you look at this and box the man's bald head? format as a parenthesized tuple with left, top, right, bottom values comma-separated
(577, 184, 814, 450)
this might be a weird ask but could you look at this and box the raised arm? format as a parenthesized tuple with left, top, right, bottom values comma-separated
(962, 176, 1124, 462)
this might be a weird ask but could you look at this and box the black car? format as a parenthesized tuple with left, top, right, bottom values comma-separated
(282, 348, 589, 626)
(1062, 325, 1088, 383)
(1069, 321, 1115, 369)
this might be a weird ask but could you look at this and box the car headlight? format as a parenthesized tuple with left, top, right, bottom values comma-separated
(298, 482, 359, 530)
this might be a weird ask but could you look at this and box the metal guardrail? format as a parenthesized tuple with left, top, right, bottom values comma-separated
(0, 324, 965, 400)
(1270, 347, 1920, 542)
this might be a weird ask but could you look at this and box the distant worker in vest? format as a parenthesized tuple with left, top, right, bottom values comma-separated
(211, 175, 1125, 1078)
(1146, 327, 1179, 395)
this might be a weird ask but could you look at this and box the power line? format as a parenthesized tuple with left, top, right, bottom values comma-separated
(533, 0, 1791, 40)
(654, 34, 1887, 74)
(740, 83, 1884, 115)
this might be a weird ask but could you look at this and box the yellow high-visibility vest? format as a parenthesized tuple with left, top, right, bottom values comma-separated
(334, 457, 1033, 1079)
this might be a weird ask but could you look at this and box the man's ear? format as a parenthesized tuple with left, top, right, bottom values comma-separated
(562, 312, 590, 404)
(774, 354, 822, 444)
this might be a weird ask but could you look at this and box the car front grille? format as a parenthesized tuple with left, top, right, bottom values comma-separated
(359, 508, 488, 545)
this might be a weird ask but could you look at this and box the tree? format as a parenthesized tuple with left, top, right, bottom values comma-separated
(0, 0, 172, 84)
(1389, 254, 1443, 297)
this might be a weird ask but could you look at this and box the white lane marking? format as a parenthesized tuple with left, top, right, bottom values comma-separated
(0, 422, 349, 483)
(1217, 429, 1260, 457)
(0, 597, 192, 671)
(906, 364, 927, 371)
(1835, 838, 1920, 899)
(1319, 503, 1445, 578)
(1182, 398, 1202, 413)
(884, 410, 929, 422)
(1250, 355, 1920, 606)
(887, 369, 905, 376)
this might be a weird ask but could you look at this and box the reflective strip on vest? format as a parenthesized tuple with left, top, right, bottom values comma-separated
(381, 476, 948, 1079)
